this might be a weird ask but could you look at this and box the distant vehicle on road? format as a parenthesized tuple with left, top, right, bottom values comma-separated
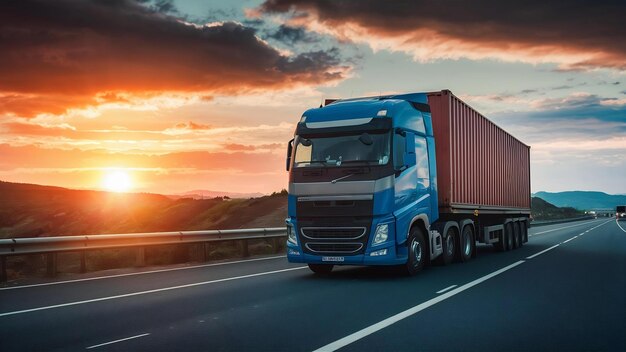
(617, 205, 626, 221)
(285, 90, 531, 275)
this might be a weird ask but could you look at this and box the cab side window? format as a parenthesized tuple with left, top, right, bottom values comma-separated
(393, 133, 406, 169)
(415, 137, 430, 189)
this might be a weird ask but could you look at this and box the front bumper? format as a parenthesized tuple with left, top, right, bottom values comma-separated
(287, 242, 406, 266)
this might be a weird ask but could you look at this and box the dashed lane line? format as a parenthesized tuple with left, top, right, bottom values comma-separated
(0, 266, 306, 317)
(312, 261, 526, 352)
(86, 333, 150, 349)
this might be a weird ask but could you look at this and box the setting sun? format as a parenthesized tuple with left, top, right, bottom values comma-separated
(102, 170, 132, 193)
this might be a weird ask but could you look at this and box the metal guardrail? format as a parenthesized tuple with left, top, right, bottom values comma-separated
(0, 228, 286, 282)
(529, 216, 594, 227)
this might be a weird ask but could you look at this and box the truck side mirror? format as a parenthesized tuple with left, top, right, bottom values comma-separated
(404, 132, 416, 167)
(286, 139, 294, 171)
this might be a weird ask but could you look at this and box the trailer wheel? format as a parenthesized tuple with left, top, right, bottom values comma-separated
(494, 229, 505, 252)
(515, 221, 524, 247)
(404, 226, 427, 276)
(457, 225, 474, 262)
(522, 222, 528, 243)
(505, 222, 514, 251)
(308, 264, 333, 275)
(512, 222, 520, 249)
(436, 227, 457, 265)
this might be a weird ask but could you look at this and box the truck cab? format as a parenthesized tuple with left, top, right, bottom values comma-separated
(285, 93, 442, 274)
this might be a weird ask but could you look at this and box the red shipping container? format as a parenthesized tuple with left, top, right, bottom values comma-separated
(427, 90, 530, 213)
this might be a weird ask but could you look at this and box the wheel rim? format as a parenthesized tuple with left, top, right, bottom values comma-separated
(411, 238, 422, 266)
(463, 230, 471, 256)
(446, 234, 454, 256)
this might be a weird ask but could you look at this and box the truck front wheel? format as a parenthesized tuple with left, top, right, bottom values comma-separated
(404, 226, 428, 276)
(308, 264, 333, 275)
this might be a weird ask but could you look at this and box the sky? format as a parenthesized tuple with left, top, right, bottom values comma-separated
(0, 0, 624, 195)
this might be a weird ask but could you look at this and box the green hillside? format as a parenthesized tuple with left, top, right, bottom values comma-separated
(0, 181, 287, 239)
(531, 197, 584, 220)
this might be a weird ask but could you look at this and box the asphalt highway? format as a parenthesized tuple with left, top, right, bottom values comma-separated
(1, 218, 624, 351)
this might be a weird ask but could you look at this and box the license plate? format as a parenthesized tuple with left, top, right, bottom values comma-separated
(322, 256, 344, 262)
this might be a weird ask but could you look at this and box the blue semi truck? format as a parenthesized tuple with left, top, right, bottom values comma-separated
(285, 90, 531, 275)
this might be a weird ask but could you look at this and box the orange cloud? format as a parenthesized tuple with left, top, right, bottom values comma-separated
(222, 143, 283, 152)
(0, 144, 288, 193)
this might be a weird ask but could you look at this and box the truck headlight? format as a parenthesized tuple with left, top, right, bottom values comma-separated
(373, 223, 389, 245)
(287, 224, 297, 245)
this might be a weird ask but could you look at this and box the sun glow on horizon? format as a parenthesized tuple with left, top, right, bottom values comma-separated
(102, 169, 133, 193)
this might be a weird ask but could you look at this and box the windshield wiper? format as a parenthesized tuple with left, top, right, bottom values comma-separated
(331, 173, 355, 184)
(340, 159, 382, 164)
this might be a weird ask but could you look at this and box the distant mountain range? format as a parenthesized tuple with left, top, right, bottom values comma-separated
(532, 191, 626, 210)
(171, 190, 265, 199)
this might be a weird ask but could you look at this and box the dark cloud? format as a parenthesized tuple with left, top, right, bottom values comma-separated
(259, 0, 626, 70)
(267, 25, 319, 44)
(492, 95, 626, 145)
(0, 0, 346, 116)
(150, 0, 178, 14)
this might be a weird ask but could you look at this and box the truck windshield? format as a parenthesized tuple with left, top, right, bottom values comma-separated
(293, 132, 390, 167)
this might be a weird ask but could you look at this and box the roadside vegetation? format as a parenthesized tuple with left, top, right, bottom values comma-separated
(531, 197, 584, 220)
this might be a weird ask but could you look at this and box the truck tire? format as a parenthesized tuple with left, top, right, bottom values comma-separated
(457, 225, 474, 262)
(308, 264, 333, 274)
(494, 229, 505, 252)
(512, 222, 520, 249)
(515, 222, 523, 247)
(404, 226, 428, 276)
(436, 227, 457, 265)
(522, 222, 528, 243)
(505, 222, 514, 251)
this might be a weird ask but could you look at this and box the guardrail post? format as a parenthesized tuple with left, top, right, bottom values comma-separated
(0, 256, 7, 282)
(241, 240, 250, 257)
(202, 243, 208, 262)
(80, 251, 87, 273)
(273, 237, 281, 253)
(46, 253, 57, 277)
(136, 247, 145, 267)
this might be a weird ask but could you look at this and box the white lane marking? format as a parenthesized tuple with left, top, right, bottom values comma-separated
(561, 237, 576, 244)
(616, 220, 626, 234)
(0, 266, 306, 317)
(527, 219, 612, 259)
(0, 255, 287, 291)
(526, 244, 560, 259)
(530, 219, 601, 237)
(312, 260, 526, 352)
(86, 333, 150, 349)
(435, 285, 457, 294)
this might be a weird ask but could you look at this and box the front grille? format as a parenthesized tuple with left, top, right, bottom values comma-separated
(305, 242, 363, 254)
(301, 227, 365, 240)
(298, 223, 370, 255)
